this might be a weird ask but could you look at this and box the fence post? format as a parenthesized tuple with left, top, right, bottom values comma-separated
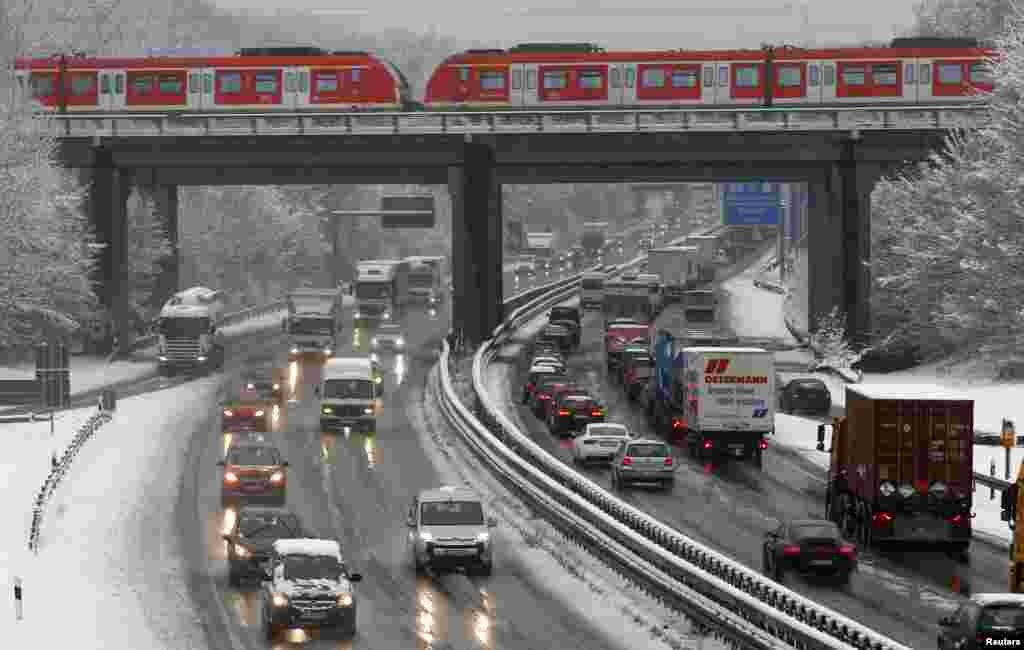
(13, 577, 22, 620)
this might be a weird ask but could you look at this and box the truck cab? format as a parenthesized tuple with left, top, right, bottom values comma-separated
(317, 357, 382, 433)
(156, 287, 226, 376)
(285, 288, 342, 359)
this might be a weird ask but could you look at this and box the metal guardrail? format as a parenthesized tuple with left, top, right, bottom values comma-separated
(51, 105, 987, 138)
(438, 258, 912, 649)
(128, 299, 288, 352)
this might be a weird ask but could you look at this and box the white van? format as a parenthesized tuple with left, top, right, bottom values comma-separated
(317, 356, 382, 433)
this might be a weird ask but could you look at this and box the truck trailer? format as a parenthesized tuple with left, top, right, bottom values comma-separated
(825, 384, 974, 560)
(651, 334, 774, 468)
(647, 246, 699, 303)
(404, 256, 445, 304)
(156, 287, 226, 376)
(354, 260, 410, 327)
(284, 288, 343, 359)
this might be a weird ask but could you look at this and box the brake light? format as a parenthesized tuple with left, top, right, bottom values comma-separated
(623, 457, 633, 465)
(703, 441, 712, 449)
(782, 545, 801, 556)
(950, 513, 973, 526)
(672, 418, 686, 429)
(591, 409, 602, 417)
(872, 511, 894, 526)
(559, 409, 570, 416)
(664, 457, 673, 467)
(527, 383, 535, 391)
(839, 544, 856, 557)
(539, 394, 551, 400)
(224, 471, 239, 483)
(760, 440, 768, 449)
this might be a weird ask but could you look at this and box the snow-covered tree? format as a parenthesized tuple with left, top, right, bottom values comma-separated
(909, 0, 1013, 40)
(124, 189, 173, 320)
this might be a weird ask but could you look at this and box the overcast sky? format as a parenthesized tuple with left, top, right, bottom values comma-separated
(212, 0, 923, 49)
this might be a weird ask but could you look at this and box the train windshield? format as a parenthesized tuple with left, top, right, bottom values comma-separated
(159, 317, 210, 337)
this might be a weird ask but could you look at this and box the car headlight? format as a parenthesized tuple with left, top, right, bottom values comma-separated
(879, 481, 896, 496)
(224, 471, 239, 483)
(371, 338, 379, 346)
(322, 407, 334, 414)
(197, 356, 207, 362)
(930, 481, 947, 496)
(223, 410, 233, 417)
(337, 593, 353, 607)
(272, 383, 280, 390)
(158, 355, 167, 361)
(383, 312, 391, 321)
(476, 532, 489, 542)
(255, 410, 264, 417)
(234, 543, 250, 557)
(364, 407, 374, 415)
(370, 352, 379, 362)
(290, 347, 299, 354)
(396, 338, 404, 346)
(354, 311, 362, 318)
(419, 531, 433, 541)
(323, 348, 332, 355)
(375, 376, 382, 384)
(270, 471, 284, 483)
(897, 483, 916, 498)
(272, 592, 289, 608)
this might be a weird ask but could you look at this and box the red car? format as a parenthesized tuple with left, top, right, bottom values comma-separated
(529, 378, 578, 418)
(219, 441, 289, 505)
(547, 393, 607, 436)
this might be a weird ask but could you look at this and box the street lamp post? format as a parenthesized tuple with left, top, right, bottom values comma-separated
(778, 198, 788, 284)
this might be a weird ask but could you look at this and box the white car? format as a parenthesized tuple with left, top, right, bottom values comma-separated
(371, 324, 405, 350)
(531, 355, 566, 371)
(572, 423, 633, 465)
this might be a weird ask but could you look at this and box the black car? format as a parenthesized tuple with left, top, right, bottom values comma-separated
(938, 594, 1024, 649)
(222, 506, 306, 587)
(762, 519, 856, 585)
(550, 306, 581, 330)
(778, 378, 832, 415)
(551, 318, 581, 348)
(547, 393, 606, 436)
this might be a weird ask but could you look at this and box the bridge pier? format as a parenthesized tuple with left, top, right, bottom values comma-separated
(449, 142, 503, 347)
(806, 140, 883, 344)
(87, 147, 134, 355)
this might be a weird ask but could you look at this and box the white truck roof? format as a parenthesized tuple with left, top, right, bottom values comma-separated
(165, 286, 224, 306)
(273, 538, 342, 560)
(159, 303, 216, 319)
(847, 383, 972, 401)
(323, 357, 373, 380)
(684, 346, 769, 354)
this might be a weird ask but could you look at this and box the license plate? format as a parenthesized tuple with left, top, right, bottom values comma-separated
(303, 612, 327, 620)
(437, 548, 475, 556)
(600, 441, 619, 447)
(810, 560, 833, 566)
(732, 448, 744, 457)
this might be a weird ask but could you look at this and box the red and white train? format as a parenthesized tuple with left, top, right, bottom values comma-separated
(13, 39, 994, 114)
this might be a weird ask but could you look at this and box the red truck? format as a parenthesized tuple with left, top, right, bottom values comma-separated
(605, 319, 650, 374)
(825, 384, 974, 562)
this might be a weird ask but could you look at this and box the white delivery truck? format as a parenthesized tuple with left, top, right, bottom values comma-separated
(317, 356, 382, 433)
(354, 259, 410, 327)
(156, 286, 226, 376)
(647, 246, 699, 303)
(284, 288, 343, 359)
(404, 255, 445, 304)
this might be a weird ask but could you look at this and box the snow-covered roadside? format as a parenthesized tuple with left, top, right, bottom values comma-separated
(0, 356, 154, 397)
(7, 376, 221, 648)
(720, 247, 797, 343)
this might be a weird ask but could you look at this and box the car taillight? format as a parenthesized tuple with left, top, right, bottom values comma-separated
(760, 440, 768, 449)
(839, 544, 856, 557)
(872, 511, 894, 526)
(224, 471, 239, 483)
(703, 441, 712, 449)
(782, 545, 801, 556)
(664, 457, 673, 466)
(623, 457, 633, 465)
(539, 394, 551, 400)
(591, 409, 602, 416)
(950, 513, 973, 526)
(559, 409, 570, 416)
(672, 418, 686, 429)
(527, 383, 534, 391)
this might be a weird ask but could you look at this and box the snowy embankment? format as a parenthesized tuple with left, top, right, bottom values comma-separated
(5, 377, 220, 647)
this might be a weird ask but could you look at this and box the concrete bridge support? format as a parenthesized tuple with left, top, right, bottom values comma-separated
(806, 139, 884, 344)
(449, 142, 503, 346)
(87, 147, 133, 355)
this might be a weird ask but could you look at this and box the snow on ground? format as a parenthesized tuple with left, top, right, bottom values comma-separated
(219, 307, 286, 339)
(721, 248, 797, 342)
(5, 375, 220, 648)
(0, 356, 154, 396)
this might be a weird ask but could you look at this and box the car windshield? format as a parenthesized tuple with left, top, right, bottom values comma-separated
(227, 446, 281, 466)
(979, 605, 1024, 630)
(420, 500, 485, 526)
(795, 380, 826, 390)
(627, 443, 670, 457)
(282, 555, 343, 581)
(288, 318, 334, 335)
(587, 425, 627, 437)
(793, 523, 839, 540)
(323, 379, 373, 399)
(356, 283, 391, 299)
(239, 513, 303, 538)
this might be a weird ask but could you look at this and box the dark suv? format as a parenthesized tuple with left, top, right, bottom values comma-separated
(938, 594, 1024, 649)
(547, 392, 606, 436)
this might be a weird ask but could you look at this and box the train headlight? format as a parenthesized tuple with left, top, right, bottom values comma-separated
(879, 481, 896, 497)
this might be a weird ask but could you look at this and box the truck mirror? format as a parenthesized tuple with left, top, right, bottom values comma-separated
(816, 424, 826, 451)
(1002, 484, 1018, 522)
(348, 572, 363, 582)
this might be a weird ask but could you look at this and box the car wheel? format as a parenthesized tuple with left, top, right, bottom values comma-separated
(475, 561, 493, 577)
(662, 479, 673, 491)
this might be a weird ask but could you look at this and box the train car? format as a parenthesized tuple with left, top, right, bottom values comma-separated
(13, 46, 415, 113)
(423, 39, 995, 110)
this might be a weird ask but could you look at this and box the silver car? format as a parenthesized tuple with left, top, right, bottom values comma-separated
(371, 324, 405, 351)
(610, 438, 676, 491)
(407, 486, 497, 576)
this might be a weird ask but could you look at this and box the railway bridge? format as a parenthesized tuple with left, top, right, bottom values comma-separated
(53, 105, 985, 351)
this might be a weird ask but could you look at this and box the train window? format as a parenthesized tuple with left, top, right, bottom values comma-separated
(610, 68, 621, 88)
(116, 74, 124, 94)
(219, 72, 242, 94)
(480, 70, 505, 90)
(284, 72, 294, 92)
(970, 62, 993, 84)
(159, 74, 183, 94)
(70, 74, 95, 96)
(936, 63, 962, 84)
(458, 67, 469, 82)
(840, 64, 866, 85)
(808, 64, 819, 86)
(254, 72, 278, 93)
(704, 66, 714, 87)
(202, 73, 211, 93)
(641, 68, 666, 88)
(350, 68, 361, 83)
(543, 70, 567, 89)
(672, 69, 697, 88)
(527, 69, 537, 89)
(824, 64, 834, 85)
(577, 70, 602, 89)
(734, 65, 759, 87)
(132, 75, 155, 96)
(299, 71, 308, 92)
(904, 63, 915, 84)
(717, 66, 728, 86)
(316, 73, 338, 93)
(776, 64, 801, 87)
(189, 74, 198, 93)
(870, 63, 897, 86)
(625, 68, 635, 87)
(512, 69, 522, 89)
(101, 74, 111, 95)
(919, 63, 930, 84)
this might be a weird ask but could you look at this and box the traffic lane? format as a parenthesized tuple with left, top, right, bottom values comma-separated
(490, 315, 943, 650)
(502, 247, 634, 301)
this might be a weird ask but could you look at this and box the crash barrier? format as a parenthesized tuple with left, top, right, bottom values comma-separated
(438, 272, 911, 649)
(27, 407, 113, 553)
(129, 299, 289, 352)
(753, 279, 786, 295)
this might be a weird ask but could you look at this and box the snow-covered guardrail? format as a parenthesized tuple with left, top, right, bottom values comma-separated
(27, 408, 113, 553)
(438, 270, 911, 650)
(128, 299, 288, 352)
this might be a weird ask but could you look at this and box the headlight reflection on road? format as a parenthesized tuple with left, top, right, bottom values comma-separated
(469, 589, 495, 648)
(288, 360, 298, 395)
(364, 433, 377, 469)
(394, 353, 406, 385)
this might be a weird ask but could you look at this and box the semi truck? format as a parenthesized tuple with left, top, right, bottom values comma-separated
(582, 221, 608, 258)
(354, 260, 409, 327)
(156, 287, 226, 376)
(825, 385, 974, 560)
(684, 233, 721, 283)
(603, 277, 658, 322)
(284, 288, 343, 360)
(405, 255, 445, 304)
(647, 246, 699, 303)
(651, 333, 774, 468)
(524, 232, 556, 270)
(681, 288, 717, 326)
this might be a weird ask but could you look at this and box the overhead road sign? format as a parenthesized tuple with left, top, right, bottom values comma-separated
(722, 182, 782, 226)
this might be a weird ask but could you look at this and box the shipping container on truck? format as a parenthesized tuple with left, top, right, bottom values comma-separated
(354, 260, 410, 327)
(524, 232, 556, 269)
(580, 271, 606, 310)
(647, 246, 699, 303)
(683, 234, 720, 283)
(651, 333, 773, 468)
(825, 384, 974, 561)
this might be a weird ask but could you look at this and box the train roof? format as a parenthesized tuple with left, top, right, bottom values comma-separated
(15, 51, 386, 70)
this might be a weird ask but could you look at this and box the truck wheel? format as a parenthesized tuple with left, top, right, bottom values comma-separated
(750, 446, 763, 470)
(263, 616, 277, 641)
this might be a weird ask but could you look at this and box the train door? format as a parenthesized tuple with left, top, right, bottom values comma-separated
(510, 64, 525, 107)
(194, 67, 215, 110)
(915, 60, 933, 102)
(283, 67, 309, 110)
(620, 63, 636, 107)
(902, 61, 919, 104)
(819, 62, 837, 103)
(608, 64, 623, 106)
(701, 64, 715, 104)
(99, 70, 126, 110)
(187, 69, 203, 110)
(522, 64, 540, 107)
(804, 62, 823, 104)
